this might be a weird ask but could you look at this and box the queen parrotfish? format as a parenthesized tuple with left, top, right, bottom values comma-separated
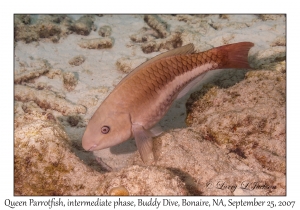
(82, 42, 254, 164)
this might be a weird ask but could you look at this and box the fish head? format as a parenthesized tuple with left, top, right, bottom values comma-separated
(82, 110, 132, 151)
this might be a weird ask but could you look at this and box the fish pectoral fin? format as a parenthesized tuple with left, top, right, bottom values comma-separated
(132, 123, 154, 164)
(150, 124, 163, 137)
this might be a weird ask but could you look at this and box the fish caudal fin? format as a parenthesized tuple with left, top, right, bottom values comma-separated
(132, 123, 155, 164)
(213, 42, 254, 69)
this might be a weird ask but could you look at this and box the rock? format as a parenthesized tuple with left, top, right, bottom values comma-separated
(68, 55, 85, 66)
(98, 25, 112, 37)
(116, 57, 147, 73)
(109, 186, 129, 196)
(14, 106, 189, 195)
(14, 59, 51, 84)
(63, 72, 78, 91)
(71, 16, 94, 36)
(15, 85, 86, 115)
(14, 15, 72, 43)
(78, 37, 113, 49)
(144, 15, 169, 38)
(99, 165, 188, 195)
(14, 111, 103, 195)
(141, 31, 182, 54)
(130, 27, 158, 43)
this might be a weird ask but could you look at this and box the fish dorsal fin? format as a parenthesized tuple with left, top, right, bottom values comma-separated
(115, 44, 195, 89)
(137, 43, 195, 71)
(149, 43, 195, 62)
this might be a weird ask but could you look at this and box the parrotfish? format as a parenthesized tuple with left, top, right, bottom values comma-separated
(82, 42, 254, 163)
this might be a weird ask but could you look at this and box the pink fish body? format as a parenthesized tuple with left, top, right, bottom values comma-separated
(82, 42, 254, 163)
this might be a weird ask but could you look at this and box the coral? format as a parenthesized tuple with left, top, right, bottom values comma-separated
(14, 85, 86, 115)
(115, 57, 147, 73)
(68, 55, 85, 66)
(14, 59, 51, 84)
(98, 25, 112, 37)
(63, 72, 78, 91)
(144, 15, 169, 38)
(78, 37, 113, 49)
(71, 16, 95, 36)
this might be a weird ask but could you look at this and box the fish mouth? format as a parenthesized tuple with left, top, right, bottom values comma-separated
(87, 145, 97, 151)
(82, 143, 97, 151)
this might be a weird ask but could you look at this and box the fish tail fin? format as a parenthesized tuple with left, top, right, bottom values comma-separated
(213, 42, 254, 69)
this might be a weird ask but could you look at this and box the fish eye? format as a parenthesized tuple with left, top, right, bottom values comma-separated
(101, 125, 110, 134)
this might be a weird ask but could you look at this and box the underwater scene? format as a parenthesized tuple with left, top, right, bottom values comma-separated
(14, 14, 286, 195)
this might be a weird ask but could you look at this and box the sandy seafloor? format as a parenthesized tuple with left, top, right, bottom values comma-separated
(14, 14, 286, 195)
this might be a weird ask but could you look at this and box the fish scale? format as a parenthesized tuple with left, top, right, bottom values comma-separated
(137, 53, 216, 95)
(111, 50, 225, 150)
(82, 42, 254, 164)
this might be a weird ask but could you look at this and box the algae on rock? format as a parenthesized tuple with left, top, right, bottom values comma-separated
(14, 109, 188, 195)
